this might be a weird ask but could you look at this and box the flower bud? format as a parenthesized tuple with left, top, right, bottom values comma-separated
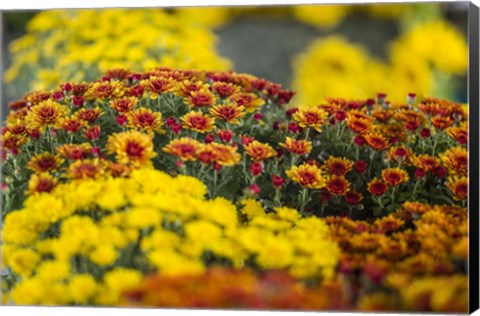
(116, 115, 127, 126)
(204, 133, 215, 144)
(288, 122, 299, 133)
(272, 175, 285, 188)
(171, 123, 182, 134)
(250, 162, 263, 176)
(218, 130, 233, 143)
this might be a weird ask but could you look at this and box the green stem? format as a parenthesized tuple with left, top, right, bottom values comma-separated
(299, 188, 309, 216)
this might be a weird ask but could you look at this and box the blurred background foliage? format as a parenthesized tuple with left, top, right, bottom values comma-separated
(1, 3, 468, 114)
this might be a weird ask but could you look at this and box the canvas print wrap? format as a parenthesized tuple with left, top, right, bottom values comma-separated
(0, 2, 472, 312)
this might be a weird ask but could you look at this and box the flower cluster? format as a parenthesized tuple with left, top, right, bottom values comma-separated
(1, 168, 338, 305)
(124, 267, 347, 310)
(1, 67, 293, 216)
(4, 9, 231, 98)
(293, 20, 467, 104)
(0, 66, 469, 312)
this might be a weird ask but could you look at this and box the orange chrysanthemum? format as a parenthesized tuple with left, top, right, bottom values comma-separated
(244, 140, 276, 161)
(411, 154, 440, 172)
(394, 110, 426, 125)
(25, 100, 69, 131)
(181, 111, 215, 133)
(323, 156, 353, 176)
(27, 152, 64, 173)
(368, 178, 389, 196)
(187, 88, 216, 108)
(108, 162, 132, 178)
(110, 97, 138, 113)
(279, 137, 312, 156)
(163, 138, 201, 161)
(178, 80, 210, 97)
(211, 82, 240, 98)
(74, 108, 103, 124)
(56, 117, 86, 133)
(346, 117, 373, 134)
(229, 93, 265, 112)
(140, 76, 176, 98)
(209, 104, 246, 124)
(381, 168, 409, 186)
(372, 110, 394, 123)
(431, 116, 455, 130)
(326, 175, 351, 196)
(365, 132, 390, 150)
(286, 163, 326, 189)
(197, 143, 241, 166)
(26, 173, 58, 195)
(85, 81, 124, 100)
(447, 176, 468, 201)
(67, 158, 106, 180)
(57, 143, 92, 160)
(293, 107, 329, 132)
(1, 132, 27, 151)
(106, 131, 156, 167)
(439, 146, 468, 177)
(126, 108, 164, 133)
(387, 146, 412, 164)
(446, 125, 468, 145)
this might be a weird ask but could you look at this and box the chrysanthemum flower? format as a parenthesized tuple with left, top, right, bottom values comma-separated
(411, 154, 440, 172)
(279, 137, 312, 156)
(431, 116, 455, 130)
(67, 158, 106, 180)
(447, 176, 468, 201)
(84, 126, 101, 141)
(211, 82, 240, 98)
(326, 175, 350, 196)
(345, 190, 363, 205)
(207, 143, 241, 166)
(229, 93, 265, 112)
(187, 88, 216, 108)
(25, 100, 69, 131)
(346, 117, 372, 134)
(209, 104, 246, 124)
(439, 146, 467, 177)
(244, 140, 277, 161)
(74, 108, 103, 124)
(106, 131, 156, 167)
(365, 132, 390, 150)
(85, 81, 124, 100)
(381, 168, 409, 186)
(126, 108, 164, 133)
(57, 143, 92, 160)
(372, 110, 394, 122)
(387, 146, 412, 164)
(110, 97, 138, 113)
(1, 131, 27, 152)
(177, 80, 209, 97)
(140, 76, 176, 99)
(394, 110, 426, 126)
(56, 117, 86, 133)
(27, 152, 64, 173)
(286, 163, 326, 189)
(163, 137, 201, 161)
(181, 111, 215, 133)
(323, 156, 353, 176)
(293, 107, 329, 132)
(368, 178, 389, 196)
(27, 173, 58, 195)
(446, 125, 468, 144)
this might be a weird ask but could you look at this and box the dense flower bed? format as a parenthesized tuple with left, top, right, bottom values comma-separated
(0, 66, 469, 311)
